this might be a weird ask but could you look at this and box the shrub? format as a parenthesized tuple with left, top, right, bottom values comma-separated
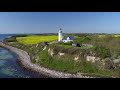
(64, 41, 73, 45)
(12, 34, 28, 37)
(91, 46, 111, 59)
(4, 37, 17, 42)
(67, 47, 80, 55)
(104, 60, 114, 69)
(58, 42, 64, 45)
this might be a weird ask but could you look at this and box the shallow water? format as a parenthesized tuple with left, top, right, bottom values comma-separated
(0, 46, 49, 78)
(0, 34, 50, 78)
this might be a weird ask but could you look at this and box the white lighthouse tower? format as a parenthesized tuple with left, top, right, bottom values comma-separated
(58, 28, 63, 42)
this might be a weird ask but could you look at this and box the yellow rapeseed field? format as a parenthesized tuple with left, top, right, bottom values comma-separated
(16, 35, 58, 45)
(113, 34, 120, 37)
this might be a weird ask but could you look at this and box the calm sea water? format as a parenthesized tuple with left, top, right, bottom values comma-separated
(0, 34, 48, 78)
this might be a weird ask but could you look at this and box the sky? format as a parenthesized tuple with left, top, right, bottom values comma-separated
(0, 12, 120, 34)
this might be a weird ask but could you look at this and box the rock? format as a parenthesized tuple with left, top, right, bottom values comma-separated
(50, 48, 54, 56)
(36, 44, 38, 48)
(58, 52, 65, 56)
(48, 48, 55, 56)
(43, 46, 47, 51)
(48, 48, 51, 53)
(86, 56, 100, 63)
(74, 56, 79, 61)
(113, 59, 120, 64)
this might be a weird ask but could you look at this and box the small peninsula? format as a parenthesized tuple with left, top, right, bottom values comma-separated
(1, 29, 120, 78)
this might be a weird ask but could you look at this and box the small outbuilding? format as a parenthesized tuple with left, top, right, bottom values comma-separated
(62, 36, 74, 43)
(72, 43, 81, 47)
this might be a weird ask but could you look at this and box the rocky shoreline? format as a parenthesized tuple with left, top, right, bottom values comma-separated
(0, 42, 95, 78)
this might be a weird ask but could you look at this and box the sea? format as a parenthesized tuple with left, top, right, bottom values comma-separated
(0, 34, 48, 78)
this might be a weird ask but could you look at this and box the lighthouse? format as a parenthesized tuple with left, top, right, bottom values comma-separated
(58, 28, 63, 42)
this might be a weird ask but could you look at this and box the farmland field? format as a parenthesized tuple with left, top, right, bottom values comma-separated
(98, 34, 120, 38)
(113, 34, 120, 37)
(98, 35, 106, 38)
(16, 35, 58, 45)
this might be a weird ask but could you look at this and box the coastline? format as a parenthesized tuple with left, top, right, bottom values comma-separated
(0, 42, 94, 78)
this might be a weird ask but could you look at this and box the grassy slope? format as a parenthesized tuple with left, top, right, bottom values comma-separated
(4, 34, 120, 77)
(5, 42, 120, 77)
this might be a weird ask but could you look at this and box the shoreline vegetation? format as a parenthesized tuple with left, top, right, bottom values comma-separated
(0, 42, 93, 78)
(2, 34, 120, 78)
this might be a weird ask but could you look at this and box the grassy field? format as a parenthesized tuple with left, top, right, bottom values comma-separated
(6, 42, 120, 77)
(5, 35, 120, 77)
(16, 35, 58, 45)
(98, 34, 120, 38)
(98, 35, 106, 38)
(113, 34, 120, 37)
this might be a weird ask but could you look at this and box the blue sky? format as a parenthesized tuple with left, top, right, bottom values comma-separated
(0, 12, 120, 34)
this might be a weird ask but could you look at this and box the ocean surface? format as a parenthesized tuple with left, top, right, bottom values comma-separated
(0, 34, 48, 78)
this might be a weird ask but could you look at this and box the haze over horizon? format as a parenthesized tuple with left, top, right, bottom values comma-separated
(0, 12, 120, 34)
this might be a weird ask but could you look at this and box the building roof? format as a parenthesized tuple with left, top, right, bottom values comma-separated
(63, 36, 74, 40)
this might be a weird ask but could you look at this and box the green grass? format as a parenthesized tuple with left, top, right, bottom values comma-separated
(74, 35, 91, 44)
(16, 35, 58, 45)
(113, 34, 120, 38)
(38, 49, 120, 77)
(98, 35, 106, 38)
(5, 34, 120, 77)
(37, 49, 80, 73)
(98, 34, 120, 38)
(5, 41, 120, 77)
(58, 44, 72, 49)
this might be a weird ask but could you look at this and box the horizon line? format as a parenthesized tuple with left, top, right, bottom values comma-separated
(0, 33, 120, 34)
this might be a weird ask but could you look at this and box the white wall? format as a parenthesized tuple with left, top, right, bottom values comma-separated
(63, 40, 73, 43)
(58, 32, 62, 41)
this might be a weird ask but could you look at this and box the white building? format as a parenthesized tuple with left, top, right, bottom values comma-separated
(58, 28, 63, 42)
(62, 36, 74, 43)
(58, 28, 74, 43)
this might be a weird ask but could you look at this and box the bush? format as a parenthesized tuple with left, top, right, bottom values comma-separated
(64, 41, 73, 45)
(83, 37, 91, 43)
(12, 34, 28, 37)
(58, 42, 64, 45)
(4, 37, 17, 42)
(67, 47, 80, 55)
(91, 46, 111, 59)
(104, 60, 114, 69)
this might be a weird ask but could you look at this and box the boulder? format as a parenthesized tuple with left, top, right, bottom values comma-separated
(58, 52, 65, 56)
(86, 56, 100, 63)
(36, 44, 38, 48)
(74, 56, 79, 61)
(48, 48, 51, 53)
(43, 46, 47, 51)
(48, 48, 54, 56)
(113, 59, 120, 64)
